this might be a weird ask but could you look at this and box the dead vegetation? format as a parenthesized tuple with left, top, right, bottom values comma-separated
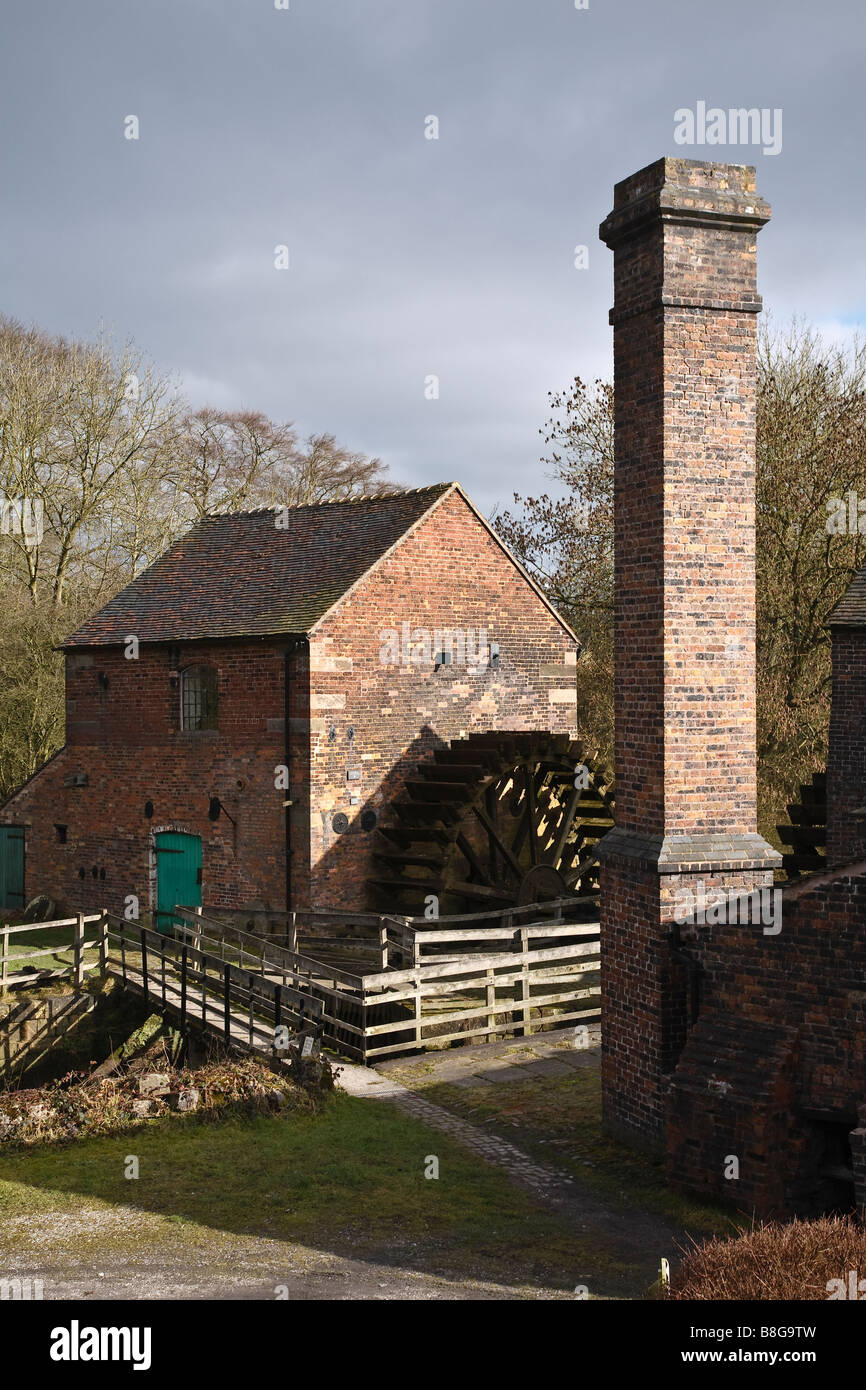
(0, 1048, 336, 1149)
(670, 1215, 866, 1300)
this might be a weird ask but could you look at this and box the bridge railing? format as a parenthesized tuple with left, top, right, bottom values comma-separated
(2, 902, 599, 1065)
(173, 900, 600, 1063)
(103, 915, 325, 1057)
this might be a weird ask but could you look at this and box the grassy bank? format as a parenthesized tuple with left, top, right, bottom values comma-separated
(0, 1089, 615, 1294)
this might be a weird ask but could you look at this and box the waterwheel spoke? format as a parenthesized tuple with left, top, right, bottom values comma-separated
(525, 765, 539, 865)
(550, 786, 583, 868)
(369, 730, 614, 913)
(456, 832, 494, 886)
(514, 767, 553, 860)
(484, 782, 503, 881)
(472, 804, 524, 880)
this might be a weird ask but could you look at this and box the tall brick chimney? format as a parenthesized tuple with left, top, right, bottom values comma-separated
(827, 570, 866, 868)
(597, 158, 780, 1150)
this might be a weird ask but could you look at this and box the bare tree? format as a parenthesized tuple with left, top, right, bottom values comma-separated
(0, 317, 183, 607)
(174, 410, 390, 517)
(0, 316, 396, 800)
(494, 323, 866, 836)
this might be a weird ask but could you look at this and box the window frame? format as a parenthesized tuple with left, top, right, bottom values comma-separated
(180, 663, 219, 732)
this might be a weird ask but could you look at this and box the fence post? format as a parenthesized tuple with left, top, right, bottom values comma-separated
(224, 964, 231, 1045)
(0, 926, 8, 996)
(98, 912, 109, 975)
(486, 967, 496, 1039)
(288, 911, 297, 955)
(514, 927, 529, 1037)
(140, 926, 149, 1002)
(180, 945, 188, 1036)
(379, 918, 388, 971)
(413, 971, 422, 1048)
(74, 913, 86, 987)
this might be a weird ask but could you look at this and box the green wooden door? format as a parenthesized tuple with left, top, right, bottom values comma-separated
(0, 827, 25, 911)
(155, 832, 202, 934)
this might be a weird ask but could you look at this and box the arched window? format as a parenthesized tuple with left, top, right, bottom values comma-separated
(181, 665, 219, 731)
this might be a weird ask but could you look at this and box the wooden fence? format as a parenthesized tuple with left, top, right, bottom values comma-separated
(0, 899, 600, 1064)
(176, 898, 600, 1062)
(357, 916, 600, 1060)
(104, 916, 324, 1056)
(0, 914, 106, 992)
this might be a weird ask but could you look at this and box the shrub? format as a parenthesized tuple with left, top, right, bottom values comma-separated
(671, 1216, 866, 1300)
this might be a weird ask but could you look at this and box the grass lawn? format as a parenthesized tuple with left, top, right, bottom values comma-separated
(0, 1090, 619, 1295)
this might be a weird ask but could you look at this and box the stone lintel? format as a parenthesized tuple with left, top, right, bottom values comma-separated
(597, 827, 781, 875)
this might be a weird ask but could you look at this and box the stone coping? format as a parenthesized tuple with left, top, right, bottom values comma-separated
(596, 827, 781, 874)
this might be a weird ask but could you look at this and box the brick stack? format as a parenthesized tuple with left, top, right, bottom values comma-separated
(597, 158, 779, 1150)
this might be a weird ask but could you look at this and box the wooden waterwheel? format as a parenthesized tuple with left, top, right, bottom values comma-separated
(369, 730, 614, 917)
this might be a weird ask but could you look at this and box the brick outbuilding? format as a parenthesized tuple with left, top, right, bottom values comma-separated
(0, 482, 580, 923)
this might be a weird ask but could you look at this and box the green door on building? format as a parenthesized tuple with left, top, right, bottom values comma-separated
(155, 831, 202, 934)
(0, 827, 25, 911)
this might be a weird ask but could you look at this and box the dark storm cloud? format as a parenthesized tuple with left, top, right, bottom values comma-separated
(0, 0, 863, 512)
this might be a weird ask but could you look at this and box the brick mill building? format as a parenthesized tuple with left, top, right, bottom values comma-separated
(0, 482, 581, 924)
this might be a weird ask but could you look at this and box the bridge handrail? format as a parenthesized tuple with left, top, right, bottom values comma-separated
(102, 916, 325, 1053)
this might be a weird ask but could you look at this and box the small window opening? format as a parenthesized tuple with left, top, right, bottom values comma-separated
(181, 665, 219, 731)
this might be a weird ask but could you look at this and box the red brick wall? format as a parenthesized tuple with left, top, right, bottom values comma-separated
(666, 866, 866, 1214)
(0, 639, 293, 919)
(303, 489, 578, 909)
(827, 629, 866, 867)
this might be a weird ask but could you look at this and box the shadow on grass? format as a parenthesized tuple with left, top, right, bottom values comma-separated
(0, 1089, 641, 1298)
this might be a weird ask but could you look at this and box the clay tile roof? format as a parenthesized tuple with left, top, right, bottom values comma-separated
(829, 567, 866, 628)
(63, 484, 455, 647)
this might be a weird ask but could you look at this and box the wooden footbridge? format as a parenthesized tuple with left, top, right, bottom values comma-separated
(0, 898, 600, 1065)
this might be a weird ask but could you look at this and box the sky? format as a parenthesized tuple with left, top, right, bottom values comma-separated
(1, 0, 864, 515)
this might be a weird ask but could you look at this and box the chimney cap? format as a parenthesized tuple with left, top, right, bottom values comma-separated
(600, 156, 771, 249)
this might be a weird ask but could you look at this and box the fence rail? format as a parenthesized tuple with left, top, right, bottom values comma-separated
(175, 899, 600, 1060)
(104, 916, 325, 1057)
(0, 898, 600, 1064)
(0, 914, 105, 991)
